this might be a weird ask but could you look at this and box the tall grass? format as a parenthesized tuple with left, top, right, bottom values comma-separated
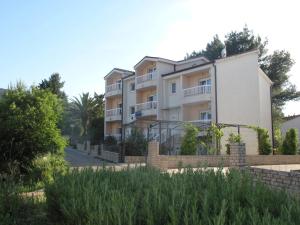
(45, 167, 300, 225)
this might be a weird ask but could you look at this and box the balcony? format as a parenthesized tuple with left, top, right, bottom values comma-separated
(136, 72, 157, 90)
(105, 108, 122, 121)
(105, 83, 122, 98)
(135, 101, 158, 117)
(183, 85, 211, 104)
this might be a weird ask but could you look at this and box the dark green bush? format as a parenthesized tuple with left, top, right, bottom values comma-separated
(0, 177, 48, 225)
(124, 128, 147, 156)
(180, 123, 199, 155)
(104, 135, 118, 146)
(254, 127, 272, 155)
(45, 168, 300, 225)
(282, 128, 299, 155)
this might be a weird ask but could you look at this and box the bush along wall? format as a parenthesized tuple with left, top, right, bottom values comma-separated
(45, 168, 300, 225)
(282, 128, 298, 155)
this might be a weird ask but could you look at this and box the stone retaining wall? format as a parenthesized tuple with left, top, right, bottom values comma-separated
(124, 156, 146, 164)
(246, 155, 300, 165)
(248, 167, 300, 195)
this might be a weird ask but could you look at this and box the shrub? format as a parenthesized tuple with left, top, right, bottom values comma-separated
(28, 153, 69, 185)
(0, 177, 48, 225)
(180, 123, 199, 155)
(226, 133, 242, 155)
(45, 168, 300, 225)
(0, 83, 67, 175)
(252, 127, 272, 155)
(104, 135, 118, 146)
(282, 128, 298, 155)
(124, 128, 147, 156)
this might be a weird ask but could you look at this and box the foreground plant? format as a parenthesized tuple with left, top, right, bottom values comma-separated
(45, 167, 300, 225)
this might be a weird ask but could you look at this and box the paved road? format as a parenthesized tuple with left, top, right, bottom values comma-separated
(65, 147, 110, 167)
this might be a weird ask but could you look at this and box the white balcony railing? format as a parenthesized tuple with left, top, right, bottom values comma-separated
(136, 71, 157, 84)
(106, 108, 122, 117)
(136, 101, 158, 112)
(106, 83, 122, 93)
(188, 119, 212, 124)
(183, 85, 211, 97)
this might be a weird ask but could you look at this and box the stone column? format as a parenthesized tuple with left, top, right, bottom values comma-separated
(147, 141, 160, 168)
(229, 143, 246, 168)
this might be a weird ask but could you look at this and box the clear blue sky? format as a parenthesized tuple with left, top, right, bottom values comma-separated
(1, 0, 299, 115)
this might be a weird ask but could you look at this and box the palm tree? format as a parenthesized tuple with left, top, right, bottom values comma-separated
(71, 93, 96, 147)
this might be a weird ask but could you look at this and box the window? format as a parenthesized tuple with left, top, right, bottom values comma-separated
(199, 78, 211, 86)
(118, 128, 122, 134)
(118, 103, 122, 109)
(116, 79, 122, 88)
(148, 95, 154, 102)
(130, 82, 135, 91)
(130, 106, 135, 115)
(148, 67, 156, 73)
(171, 82, 176, 93)
(200, 111, 212, 121)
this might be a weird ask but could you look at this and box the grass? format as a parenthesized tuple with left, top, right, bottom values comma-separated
(44, 167, 300, 225)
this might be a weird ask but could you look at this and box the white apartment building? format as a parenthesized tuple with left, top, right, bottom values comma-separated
(104, 50, 273, 155)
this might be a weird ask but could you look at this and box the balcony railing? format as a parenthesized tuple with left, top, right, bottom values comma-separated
(136, 71, 157, 84)
(106, 108, 122, 117)
(136, 101, 158, 111)
(183, 85, 211, 97)
(106, 83, 122, 93)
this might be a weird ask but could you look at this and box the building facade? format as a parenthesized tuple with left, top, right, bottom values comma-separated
(104, 50, 273, 155)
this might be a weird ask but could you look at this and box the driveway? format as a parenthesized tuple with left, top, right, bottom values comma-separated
(65, 147, 111, 167)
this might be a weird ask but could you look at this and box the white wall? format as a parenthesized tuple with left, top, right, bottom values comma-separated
(281, 117, 300, 144)
(122, 77, 136, 124)
(258, 69, 273, 143)
(216, 52, 262, 154)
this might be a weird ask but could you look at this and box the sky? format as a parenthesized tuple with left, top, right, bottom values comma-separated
(0, 0, 299, 116)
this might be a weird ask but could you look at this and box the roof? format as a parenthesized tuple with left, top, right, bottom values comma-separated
(162, 61, 213, 77)
(104, 68, 134, 79)
(284, 114, 300, 122)
(134, 55, 209, 70)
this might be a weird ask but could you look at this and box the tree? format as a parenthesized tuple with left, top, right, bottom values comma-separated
(185, 35, 225, 60)
(89, 93, 105, 144)
(180, 123, 199, 155)
(71, 93, 96, 144)
(39, 73, 66, 99)
(0, 83, 66, 175)
(281, 128, 298, 155)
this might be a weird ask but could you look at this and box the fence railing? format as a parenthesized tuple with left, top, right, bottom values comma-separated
(106, 108, 122, 117)
(136, 71, 157, 84)
(106, 83, 122, 92)
(183, 85, 211, 97)
(136, 101, 158, 111)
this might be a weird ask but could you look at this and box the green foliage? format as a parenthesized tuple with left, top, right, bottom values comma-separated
(45, 168, 300, 225)
(39, 73, 66, 99)
(180, 123, 199, 155)
(71, 93, 96, 142)
(226, 133, 242, 155)
(282, 128, 298, 155)
(124, 128, 147, 156)
(185, 35, 225, 60)
(252, 127, 272, 155)
(0, 178, 48, 225)
(227, 133, 242, 144)
(89, 93, 105, 144)
(29, 154, 69, 185)
(0, 83, 67, 175)
(104, 135, 118, 146)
